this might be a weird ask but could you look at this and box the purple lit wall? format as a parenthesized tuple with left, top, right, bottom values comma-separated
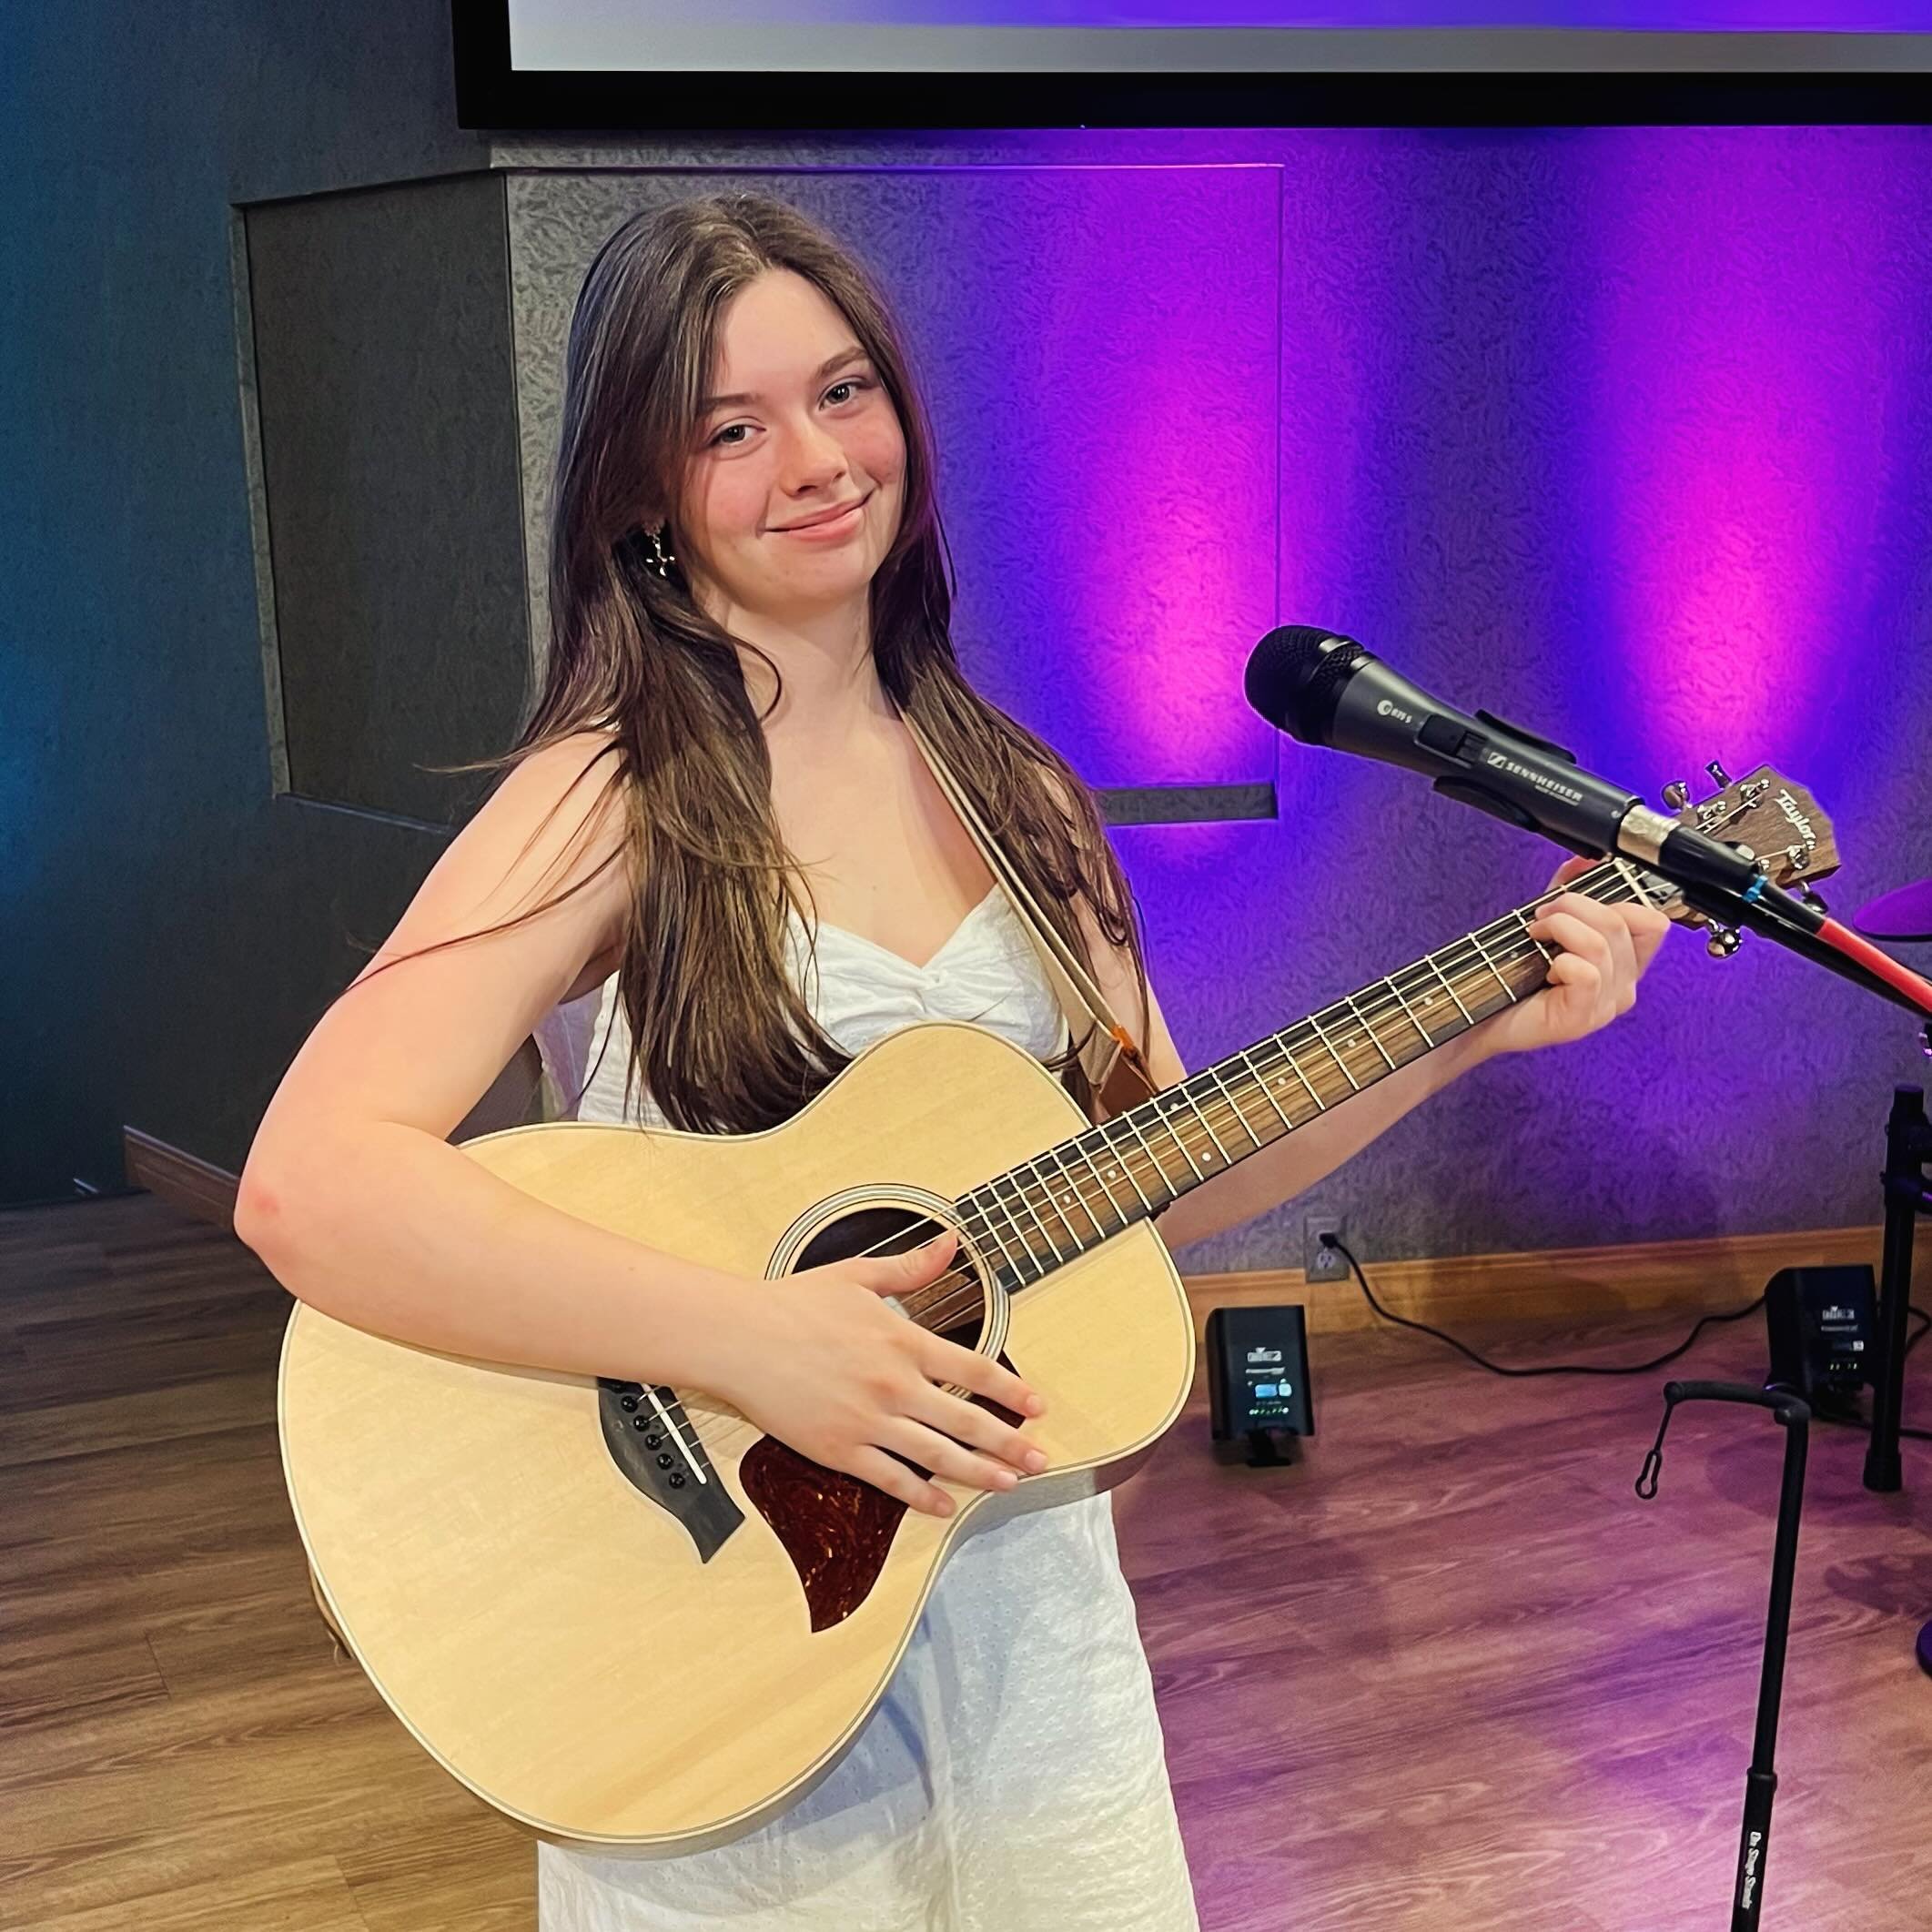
(880, 128, 1932, 1267)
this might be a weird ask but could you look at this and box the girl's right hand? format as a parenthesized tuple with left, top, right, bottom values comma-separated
(707, 1227, 1048, 1518)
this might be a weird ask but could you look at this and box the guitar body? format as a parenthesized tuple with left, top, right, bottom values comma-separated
(278, 1018, 1195, 1856)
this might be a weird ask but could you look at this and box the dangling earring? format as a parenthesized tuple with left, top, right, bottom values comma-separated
(647, 523, 677, 579)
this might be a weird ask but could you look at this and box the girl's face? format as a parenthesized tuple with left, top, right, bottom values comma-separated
(674, 268, 906, 630)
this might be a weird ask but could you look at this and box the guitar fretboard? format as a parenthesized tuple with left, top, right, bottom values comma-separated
(950, 855, 1664, 1290)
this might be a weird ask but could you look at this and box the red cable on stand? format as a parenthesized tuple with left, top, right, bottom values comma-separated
(1816, 918, 1932, 1017)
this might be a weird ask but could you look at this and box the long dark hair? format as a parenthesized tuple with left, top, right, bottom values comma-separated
(374, 190, 1152, 1133)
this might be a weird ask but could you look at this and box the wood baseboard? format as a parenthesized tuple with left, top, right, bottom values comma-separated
(125, 1125, 1895, 1348)
(1178, 1221, 1894, 1351)
(123, 1128, 240, 1229)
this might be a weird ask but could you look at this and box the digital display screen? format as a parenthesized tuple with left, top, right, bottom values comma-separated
(506, 1, 1932, 73)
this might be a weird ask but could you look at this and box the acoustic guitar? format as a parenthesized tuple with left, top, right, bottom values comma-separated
(278, 766, 1833, 1855)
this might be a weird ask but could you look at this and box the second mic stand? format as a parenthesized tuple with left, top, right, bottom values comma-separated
(1865, 1085, 1931, 1497)
(1637, 1381, 1811, 1931)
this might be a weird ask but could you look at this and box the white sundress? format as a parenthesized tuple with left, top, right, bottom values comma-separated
(528, 884, 1200, 1932)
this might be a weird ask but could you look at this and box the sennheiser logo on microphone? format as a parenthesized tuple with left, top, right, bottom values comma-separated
(1483, 749, 1584, 805)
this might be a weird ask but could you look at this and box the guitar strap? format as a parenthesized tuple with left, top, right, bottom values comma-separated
(902, 712, 1159, 1122)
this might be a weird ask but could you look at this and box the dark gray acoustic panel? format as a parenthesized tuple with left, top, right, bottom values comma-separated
(1097, 783, 1277, 827)
(245, 173, 529, 825)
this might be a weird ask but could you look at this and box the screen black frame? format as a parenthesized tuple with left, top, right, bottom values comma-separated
(452, 4, 1932, 132)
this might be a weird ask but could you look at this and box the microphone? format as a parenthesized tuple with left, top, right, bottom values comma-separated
(1243, 624, 1797, 911)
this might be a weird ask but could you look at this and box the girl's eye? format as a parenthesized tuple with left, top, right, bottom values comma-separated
(708, 376, 873, 448)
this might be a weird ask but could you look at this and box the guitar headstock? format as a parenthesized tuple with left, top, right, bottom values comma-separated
(1649, 762, 1839, 956)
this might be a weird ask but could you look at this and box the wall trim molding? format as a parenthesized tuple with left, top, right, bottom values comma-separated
(123, 1128, 241, 1230)
(126, 1125, 1888, 1346)
(1178, 1221, 1891, 1348)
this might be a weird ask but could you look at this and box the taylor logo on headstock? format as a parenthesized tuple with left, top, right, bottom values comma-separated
(1653, 763, 1839, 956)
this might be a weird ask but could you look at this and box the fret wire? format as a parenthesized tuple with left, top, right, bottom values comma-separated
(1164, 1062, 1275, 1158)
(1237, 1045, 1297, 1130)
(1074, 1128, 1143, 1213)
(998, 1168, 1067, 1265)
(1343, 990, 1399, 1071)
(965, 1195, 1029, 1285)
(1078, 1120, 1155, 1214)
(1019, 1151, 1081, 1244)
(1018, 1155, 1084, 1249)
(1384, 970, 1436, 1048)
(1171, 1079, 1235, 1166)
(1512, 907, 1558, 964)
(976, 1184, 1037, 1278)
(1204, 1063, 1267, 1150)
(1409, 974, 1458, 1035)
(1128, 1095, 1202, 1185)
(1029, 1158, 1085, 1255)
(956, 1203, 1026, 1295)
(1483, 915, 1547, 963)
(1306, 1010, 1361, 1093)
(1426, 954, 1476, 1024)
(1466, 929, 1519, 1004)
(1276, 1035, 1330, 1112)
(1039, 1143, 1111, 1242)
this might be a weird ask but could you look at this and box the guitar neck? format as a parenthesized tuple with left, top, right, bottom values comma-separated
(955, 855, 1665, 1289)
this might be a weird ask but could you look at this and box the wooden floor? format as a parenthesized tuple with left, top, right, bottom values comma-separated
(2, 1193, 1927, 1931)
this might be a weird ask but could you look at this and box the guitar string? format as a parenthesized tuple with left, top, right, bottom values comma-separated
(890, 869, 1650, 1337)
(649, 867, 1654, 1469)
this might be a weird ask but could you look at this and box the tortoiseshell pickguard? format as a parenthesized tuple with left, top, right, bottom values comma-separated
(739, 1352, 1026, 1632)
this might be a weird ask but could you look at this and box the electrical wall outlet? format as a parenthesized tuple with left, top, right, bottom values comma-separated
(1303, 1212, 1347, 1281)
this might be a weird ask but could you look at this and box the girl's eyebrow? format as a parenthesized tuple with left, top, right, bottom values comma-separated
(699, 344, 869, 414)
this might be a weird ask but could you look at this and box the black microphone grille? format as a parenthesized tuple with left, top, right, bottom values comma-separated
(1243, 625, 1367, 743)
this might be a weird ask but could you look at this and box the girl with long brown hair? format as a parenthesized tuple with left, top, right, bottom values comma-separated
(238, 191, 1666, 1929)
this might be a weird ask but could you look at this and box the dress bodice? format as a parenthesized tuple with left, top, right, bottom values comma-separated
(532, 885, 1071, 1129)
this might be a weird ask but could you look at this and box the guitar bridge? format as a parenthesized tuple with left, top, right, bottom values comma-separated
(596, 1379, 743, 1563)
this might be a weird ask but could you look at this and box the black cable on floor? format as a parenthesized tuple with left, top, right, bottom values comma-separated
(1325, 1233, 1932, 1441)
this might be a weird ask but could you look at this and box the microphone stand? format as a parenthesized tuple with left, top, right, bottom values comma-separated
(1665, 880, 1930, 1502)
(1634, 874, 1932, 1677)
(1636, 1382, 1811, 1932)
(1866, 1087, 1931, 1501)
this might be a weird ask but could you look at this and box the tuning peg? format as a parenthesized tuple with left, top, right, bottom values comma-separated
(1794, 879, 1828, 913)
(1661, 780, 1693, 811)
(1704, 760, 1733, 791)
(1704, 924, 1743, 959)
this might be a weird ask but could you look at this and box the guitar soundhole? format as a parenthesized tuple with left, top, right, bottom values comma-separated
(791, 1204, 987, 1350)
(743, 1203, 996, 1631)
